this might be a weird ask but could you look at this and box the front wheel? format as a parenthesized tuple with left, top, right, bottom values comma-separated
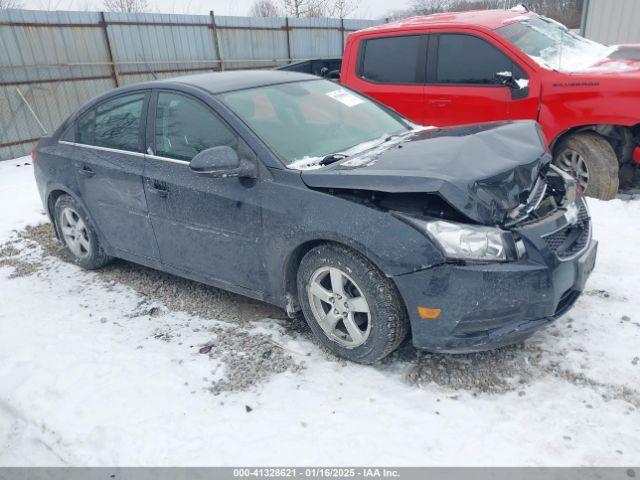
(297, 244, 408, 364)
(553, 132, 619, 200)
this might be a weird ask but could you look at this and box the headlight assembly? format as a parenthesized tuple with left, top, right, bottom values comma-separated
(394, 214, 519, 262)
(425, 220, 512, 261)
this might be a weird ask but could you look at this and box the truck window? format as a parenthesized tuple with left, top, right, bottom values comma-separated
(436, 34, 519, 85)
(359, 35, 422, 84)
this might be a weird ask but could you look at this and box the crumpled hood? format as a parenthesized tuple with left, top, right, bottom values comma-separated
(301, 120, 550, 225)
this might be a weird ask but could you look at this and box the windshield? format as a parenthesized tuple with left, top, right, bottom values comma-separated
(496, 16, 613, 72)
(219, 80, 409, 169)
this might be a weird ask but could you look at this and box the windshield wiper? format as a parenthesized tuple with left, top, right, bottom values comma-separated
(319, 153, 348, 166)
(319, 134, 408, 167)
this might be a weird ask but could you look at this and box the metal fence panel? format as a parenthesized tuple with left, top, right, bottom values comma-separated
(215, 16, 290, 70)
(0, 9, 111, 85)
(104, 11, 219, 84)
(0, 8, 380, 160)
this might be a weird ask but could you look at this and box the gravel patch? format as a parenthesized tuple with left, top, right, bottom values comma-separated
(17, 223, 286, 324)
(203, 326, 305, 395)
(401, 343, 540, 394)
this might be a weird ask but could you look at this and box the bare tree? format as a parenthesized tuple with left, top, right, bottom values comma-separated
(280, 0, 327, 18)
(249, 0, 281, 17)
(326, 0, 359, 19)
(0, 0, 23, 7)
(103, 0, 149, 13)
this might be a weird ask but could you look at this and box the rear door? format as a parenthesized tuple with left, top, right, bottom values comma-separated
(346, 34, 427, 124)
(143, 90, 264, 291)
(66, 91, 160, 262)
(423, 33, 526, 126)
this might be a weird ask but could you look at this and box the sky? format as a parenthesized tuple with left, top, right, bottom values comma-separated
(19, 0, 409, 19)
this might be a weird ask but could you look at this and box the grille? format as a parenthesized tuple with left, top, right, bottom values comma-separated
(543, 199, 590, 260)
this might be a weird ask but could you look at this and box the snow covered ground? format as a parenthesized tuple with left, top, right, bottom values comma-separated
(0, 157, 638, 466)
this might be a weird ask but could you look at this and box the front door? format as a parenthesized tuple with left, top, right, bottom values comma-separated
(423, 33, 525, 127)
(143, 90, 264, 291)
(69, 91, 159, 262)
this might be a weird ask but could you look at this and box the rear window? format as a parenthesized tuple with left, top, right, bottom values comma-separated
(75, 93, 146, 152)
(360, 35, 421, 84)
(436, 34, 515, 85)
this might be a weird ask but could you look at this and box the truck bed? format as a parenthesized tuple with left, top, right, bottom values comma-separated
(276, 58, 342, 78)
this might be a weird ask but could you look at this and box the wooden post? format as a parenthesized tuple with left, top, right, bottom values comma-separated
(210, 10, 224, 71)
(100, 11, 120, 87)
(285, 17, 292, 64)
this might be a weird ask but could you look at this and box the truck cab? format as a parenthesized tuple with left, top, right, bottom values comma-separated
(336, 8, 640, 200)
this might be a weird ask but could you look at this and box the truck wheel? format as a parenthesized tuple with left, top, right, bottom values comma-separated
(54, 194, 111, 270)
(297, 243, 408, 364)
(553, 132, 619, 200)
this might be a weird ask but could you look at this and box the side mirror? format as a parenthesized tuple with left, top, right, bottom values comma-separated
(495, 71, 517, 88)
(189, 146, 257, 179)
(495, 71, 529, 100)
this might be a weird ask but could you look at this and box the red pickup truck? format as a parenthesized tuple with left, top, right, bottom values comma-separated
(282, 7, 640, 200)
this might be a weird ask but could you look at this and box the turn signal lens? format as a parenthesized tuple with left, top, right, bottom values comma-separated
(417, 306, 441, 320)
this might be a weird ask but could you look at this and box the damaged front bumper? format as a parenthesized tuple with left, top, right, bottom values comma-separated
(393, 189, 598, 353)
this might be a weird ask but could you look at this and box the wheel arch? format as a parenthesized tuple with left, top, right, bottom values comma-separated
(281, 238, 400, 317)
(45, 186, 104, 245)
(551, 124, 638, 165)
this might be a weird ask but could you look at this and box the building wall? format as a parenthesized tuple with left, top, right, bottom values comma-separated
(583, 0, 640, 44)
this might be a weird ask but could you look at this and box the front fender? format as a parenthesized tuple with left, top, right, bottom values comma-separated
(539, 76, 640, 144)
(260, 180, 446, 307)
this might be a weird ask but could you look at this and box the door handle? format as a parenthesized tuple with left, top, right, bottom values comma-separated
(428, 98, 452, 107)
(147, 183, 169, 198)
(78, 166, 95, 177)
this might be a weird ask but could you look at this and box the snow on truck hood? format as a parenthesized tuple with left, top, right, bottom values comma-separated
(301, 121, 550, 226)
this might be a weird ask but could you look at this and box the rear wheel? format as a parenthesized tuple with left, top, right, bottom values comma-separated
(54, 195, 111, 270)
(553, 132, 619, 200)
(297, 244, 408, 364)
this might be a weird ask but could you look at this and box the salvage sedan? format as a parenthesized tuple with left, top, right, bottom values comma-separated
(33, 71, 597, 363)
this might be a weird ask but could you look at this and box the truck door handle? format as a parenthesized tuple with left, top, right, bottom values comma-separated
(78, 166, 95, 177)
(428, 98, 452, 107)
(148, 183, 169, 198)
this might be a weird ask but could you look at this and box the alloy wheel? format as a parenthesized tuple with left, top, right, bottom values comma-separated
(59, 207, 91, 258)
(557, 149, 590, 191)
(307, 266, 372, 348)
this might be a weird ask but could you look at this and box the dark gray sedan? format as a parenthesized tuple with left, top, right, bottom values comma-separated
(33, 71, 597, 363)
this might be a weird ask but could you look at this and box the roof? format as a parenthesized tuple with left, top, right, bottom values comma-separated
(161, 70, 317, 94)
(361, 9, 536, 34)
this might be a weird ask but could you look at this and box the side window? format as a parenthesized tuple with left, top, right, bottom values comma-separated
(436, 34, 521, 85)
(154, 92, 238, 161)
(360, 35, 421, 84)
(75, 93, 146, 151)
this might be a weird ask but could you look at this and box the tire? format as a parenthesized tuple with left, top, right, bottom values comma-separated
(53, 194, 111, 270)
(297, 243, 408, 364)
(553, 132, 619, 200)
